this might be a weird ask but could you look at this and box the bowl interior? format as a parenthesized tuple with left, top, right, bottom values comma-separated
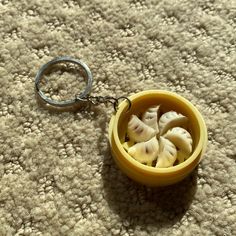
(116, 91, 201, 167)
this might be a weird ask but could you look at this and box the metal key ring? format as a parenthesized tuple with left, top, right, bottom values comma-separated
(35, 56, 93, 107)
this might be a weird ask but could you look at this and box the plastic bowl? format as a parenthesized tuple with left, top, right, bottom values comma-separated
(108, 90, 208, 187)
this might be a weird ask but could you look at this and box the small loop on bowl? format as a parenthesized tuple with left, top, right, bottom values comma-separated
(35, 56, 93, 107)
(116, 96, 132, 112)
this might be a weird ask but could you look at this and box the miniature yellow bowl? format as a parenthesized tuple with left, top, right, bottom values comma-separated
(109, 90, 208, 187)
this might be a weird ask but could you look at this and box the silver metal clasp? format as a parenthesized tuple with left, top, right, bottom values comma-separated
(35, 56, 93, 108)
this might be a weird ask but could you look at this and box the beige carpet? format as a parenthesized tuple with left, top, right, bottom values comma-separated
(0, 0, 236, 235)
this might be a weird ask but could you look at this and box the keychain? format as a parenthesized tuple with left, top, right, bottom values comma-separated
(35, 56, 131, 112)
(35, 56, 208, 187)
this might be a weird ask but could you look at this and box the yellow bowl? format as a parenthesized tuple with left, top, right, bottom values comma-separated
(108, 90, 208, 187)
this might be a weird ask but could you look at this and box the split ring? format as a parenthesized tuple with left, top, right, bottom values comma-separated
(35, 56, 93, 107)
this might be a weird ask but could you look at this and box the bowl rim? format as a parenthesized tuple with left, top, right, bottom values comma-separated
(112, 90, 208, 174)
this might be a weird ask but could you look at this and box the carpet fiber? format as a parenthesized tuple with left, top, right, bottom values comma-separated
(0, 0, 236, 235)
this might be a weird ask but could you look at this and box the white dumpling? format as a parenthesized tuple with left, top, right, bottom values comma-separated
(159, 111, 188, 135)
(177, 150, 189, 164)
(164, 127, 192, 154)
(142, 105, 161, 133)
(122, 140, 135, 152)
(128, 136, 159, 165)
(156, 137, 177, 168)
(127, 115, 156, 142)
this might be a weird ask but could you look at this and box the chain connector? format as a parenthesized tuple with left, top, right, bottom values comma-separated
(76, 95, 131, 112)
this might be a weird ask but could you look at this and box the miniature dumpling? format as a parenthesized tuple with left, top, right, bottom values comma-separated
(127, 115, 156, 142)
(156, 137, 177, 168)
(122, 140, 135, 152)
(128, 136, 159, 165)
(159, 111, 188, 135)
(177, 150, 189, 164)
(164, 127, 192, 154)
(142, 105, 161, 134)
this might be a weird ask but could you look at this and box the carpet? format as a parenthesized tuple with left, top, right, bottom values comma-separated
(0, 0, 236, 235)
